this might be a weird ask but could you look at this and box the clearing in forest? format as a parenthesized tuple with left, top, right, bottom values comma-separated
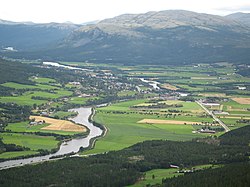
(232, 98, 250, 104)
(137, 119, 199, 125)
(30, 116, 87, 132)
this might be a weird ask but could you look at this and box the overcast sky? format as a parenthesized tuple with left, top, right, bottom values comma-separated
(0, 0, 250, 24)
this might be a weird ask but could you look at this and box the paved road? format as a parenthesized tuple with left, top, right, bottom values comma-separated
(196, 101, 230, 132)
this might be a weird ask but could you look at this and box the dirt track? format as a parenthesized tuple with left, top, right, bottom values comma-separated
(137, 119, 198, 125)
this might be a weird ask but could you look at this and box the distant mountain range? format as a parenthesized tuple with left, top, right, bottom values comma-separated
(0, 19, 80, 51)
(1, 10, 250, 64)
(225, 12, 250, 26)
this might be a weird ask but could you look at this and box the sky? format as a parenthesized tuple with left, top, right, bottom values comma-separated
(0, 0, 250, 24)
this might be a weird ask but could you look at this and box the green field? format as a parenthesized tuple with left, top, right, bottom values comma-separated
(130, 164, 219, 187)
(0, 95, 47, 106)
(1, 82, 39, 90)
(85, 112, 206, 155)
(29, 90, 73, 99)
(30, 77, 56, 83)
(1, 82, 59, 90)
(68, 97, 89, 105)
(0, 150, 39, 159)
(118, 90, 137, 97)
(216, 99, 250, 130)
(85, 100, 210, 155)
(99, 100, 213, 123)
(0, 88, 72, 106)
(98, 99, 147, 112)
(0, 78, 78, 159)
(222, 100, 250, 112)
(0, 133, 59, 151)
(83, 97, 224, 155)
(159, 100, 204, 113)
(129, 168, 182, 187)
(122, 63, 250, 95)
(219, 118, 248, 130)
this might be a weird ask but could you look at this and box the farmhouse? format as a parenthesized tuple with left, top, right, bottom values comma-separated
(177, 92, 189, 97)
(202, 103, 220, 107)
(198, 128, 216, 134)
(177, 169, 193, 173)
(40, 111, 49, 116)
(237, 86, 246, 90)
(79, 93, 91, 97)
(29, 120, 44, 126)
(69, 81, 81, 85)
(170, 164, 179, 168)
(213, 111, 229, 115)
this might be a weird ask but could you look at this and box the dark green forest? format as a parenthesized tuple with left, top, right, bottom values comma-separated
(0, 125, 249, 187)
(0, 59, 82, 86)
(237, 66, 250, 78)
(0, 103, 31, 130)
(161, 162, 250, 187)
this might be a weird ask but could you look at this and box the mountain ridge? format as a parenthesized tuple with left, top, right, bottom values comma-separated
(1, 10, 250, 64)
(225, 12, 250, 26)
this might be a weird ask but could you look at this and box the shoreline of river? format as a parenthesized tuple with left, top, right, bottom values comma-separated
(0, 107, 105, 170)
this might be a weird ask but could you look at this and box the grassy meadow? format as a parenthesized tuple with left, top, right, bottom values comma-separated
(0, 133, 59, 151)
(0, 151, 39, 159)
(0, 90, 73, 106)
(130, 164, 219, 187)
(85, 99, 213, 155)
(129, 168, 182, 187)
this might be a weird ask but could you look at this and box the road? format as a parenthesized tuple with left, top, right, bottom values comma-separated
(196, 101, 230, 132)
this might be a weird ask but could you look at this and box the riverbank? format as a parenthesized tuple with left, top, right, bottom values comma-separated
(84, 108, 108, 151)
(0, 107, 104, 170)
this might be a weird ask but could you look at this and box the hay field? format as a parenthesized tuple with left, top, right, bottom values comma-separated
(199, 93, 227, 97)
(30, 116, 86, 132)
(232, 98, 250, 104)
(161, 83, 179, 90)
(219, 116, 250, 120)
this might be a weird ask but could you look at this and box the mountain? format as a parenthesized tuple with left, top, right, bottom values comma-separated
(0, 20, 80, 51)
(1, 10, 250, 64)
(225, 12, 250, 26)
(58, 10, 250, 64)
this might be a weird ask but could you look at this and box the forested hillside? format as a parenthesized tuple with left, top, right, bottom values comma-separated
(0, 59, 36, 84)
(161, 162, 250, 187)
(0, 59, 83, 86)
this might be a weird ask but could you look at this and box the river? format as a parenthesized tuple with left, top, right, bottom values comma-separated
(140, 78, 161, 90)
(43, 62, 91, 71)
(0, 107, 103, 170)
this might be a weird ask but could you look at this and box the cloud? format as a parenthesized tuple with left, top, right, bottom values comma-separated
(0, 0, 250, 23)
(216, 4, 250, 13)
